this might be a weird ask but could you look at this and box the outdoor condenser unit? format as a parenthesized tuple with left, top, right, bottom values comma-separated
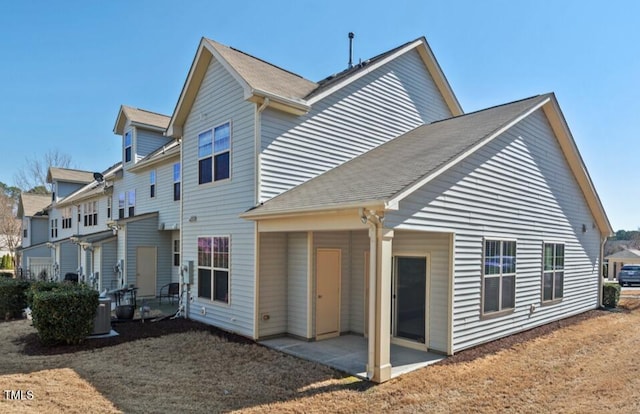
(92, 298, 112, 335)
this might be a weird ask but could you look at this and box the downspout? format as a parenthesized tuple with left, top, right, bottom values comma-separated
(598, 235, 607, 308)
(179, 136, 187, 319)
(253, 98, 269, 339)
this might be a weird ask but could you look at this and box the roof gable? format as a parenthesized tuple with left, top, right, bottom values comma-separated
(167, 36, 462, 137)
(113, 105, 170, 135)
(605, 249, 640, 260)
(46, 167, 94, 184)
(243, 93, 612, 236)
(18, 193, 50, 218)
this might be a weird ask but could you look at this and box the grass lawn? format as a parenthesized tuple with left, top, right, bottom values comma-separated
(1, 298, 639, 413)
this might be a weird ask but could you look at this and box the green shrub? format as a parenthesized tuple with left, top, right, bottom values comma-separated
(31, 285, 99, 345)
(25, 280, 66, 307)
(602, 283, 621, 308)
(0, 278, 30, 320)
(0, 271, 13, 278)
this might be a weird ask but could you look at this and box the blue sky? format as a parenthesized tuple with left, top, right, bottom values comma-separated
(0, 1, 637, 230)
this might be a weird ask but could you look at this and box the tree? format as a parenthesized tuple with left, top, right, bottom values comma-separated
(0, 192, 20, 266)
(13, 149, 72, 193)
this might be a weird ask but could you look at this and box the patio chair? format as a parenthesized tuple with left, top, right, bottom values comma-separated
(159, 282, 179, 304)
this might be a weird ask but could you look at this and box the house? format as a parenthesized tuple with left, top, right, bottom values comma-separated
(164, 36, 611, 382)
(605, 249, 640, 279)
(111, 105, 180, 297)
(17, 193, 51, 277)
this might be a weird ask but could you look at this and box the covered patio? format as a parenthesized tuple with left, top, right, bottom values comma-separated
(260, 334, 445, 379)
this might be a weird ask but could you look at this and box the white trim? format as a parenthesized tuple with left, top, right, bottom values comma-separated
(195, 235, 231, 306)
(196, 120, 233, 186)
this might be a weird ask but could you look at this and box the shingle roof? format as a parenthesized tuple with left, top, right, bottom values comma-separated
(46, 167, 95, 184)
(121, 106, 170, 129)
(205, 39, 318, 101)
(18, 193, 50, 218)
(605, 249, 640, 260)
(244, 94, 550, 217)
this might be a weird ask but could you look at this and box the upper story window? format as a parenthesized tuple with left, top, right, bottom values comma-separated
(483, 239, 516, 315)
(118, 193, 125, 219)
(124, 130, 133, 163)
(150, 170, 156, 198)
(173, 239, 180, 267)
(542, 243, 564, 302)
(173, 162, 181, 201)
(83, 201, 98, 227)
(50, 219, 58, 239)
(107, 196, 112, 219)
(62, 207, 73, 229)
(198, 122, 230, 185)
(127, 190, 135, 217)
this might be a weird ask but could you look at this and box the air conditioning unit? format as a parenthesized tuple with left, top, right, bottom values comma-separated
(92, 298, 112, 335)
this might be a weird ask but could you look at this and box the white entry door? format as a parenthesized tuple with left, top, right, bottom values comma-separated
(316, 249, 341, 340)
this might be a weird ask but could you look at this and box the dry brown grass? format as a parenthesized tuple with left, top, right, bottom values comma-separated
(2, 301, 640, 413)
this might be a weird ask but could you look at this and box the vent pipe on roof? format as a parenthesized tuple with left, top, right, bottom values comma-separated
(348, 32, 355, 69)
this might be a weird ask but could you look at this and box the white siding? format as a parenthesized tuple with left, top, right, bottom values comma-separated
(349, 231, 369, 334)
(260, 49, 453, 201)
(386, 109, 602, 352)
(181, 55, 257, 338)
(287, 232, 309, 337)
(100, 239, 118, 290)
(31, 217, 49, 246)
(257, 232, 288, 337)
(393, 230, 451, 353)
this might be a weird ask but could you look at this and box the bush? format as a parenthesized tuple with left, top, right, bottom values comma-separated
(0, 271, 13, 278)
(0, 278, 30, 320)
(25, 280, 65, 307)
(31, 285, 99, 345)
(602, 283, 621, 308)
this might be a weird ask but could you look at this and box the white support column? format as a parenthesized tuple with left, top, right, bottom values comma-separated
(372, 227, 393, 383)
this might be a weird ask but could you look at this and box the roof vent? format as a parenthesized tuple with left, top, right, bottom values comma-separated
(348, 32, 355, 69)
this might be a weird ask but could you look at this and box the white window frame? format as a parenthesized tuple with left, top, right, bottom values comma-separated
(62, 207, 73, 229)
(124, 130, 133, 163)
(127, 190, 135, 217)
(150, 170, 156, 199)
(173, 162, 181, 201)
(50, 218, 58, 239)
(118, 193, 125, 219)
(173, 239, 180, 267)
(107, 196, 112, 219)
(542, 242, 565, 303)
(197, 235, 230, 304)
(197, 121, 231, 185)
(481, 238, 517, 317)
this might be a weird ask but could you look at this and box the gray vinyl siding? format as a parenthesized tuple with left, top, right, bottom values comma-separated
(101, 239, 118, 290)
(31, 217, 49, 245)
(59, 241, 78, 277)
(21, 245, 51, 270)
(260, 49, 452, 201)
(135, 128, 172, 162)
(392, 230, 451, 353)
(313, 231, 352, 333)
(57, 182, 85, 199)
(385, 109, 602, 353)
(180, 55, 257, 338)
(287, 232, 308, 337)
(349, 231, 369, 334)
(125, 215, 171, 296)
(134, 159, 181, 227)
(257, 232, 288, 337)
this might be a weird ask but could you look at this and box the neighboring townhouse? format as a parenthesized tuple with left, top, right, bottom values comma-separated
(52, 163, 122, 289)
(17, 193, 51, 277)
(46, 167, 95, 279)
(163, 36, 611, 383)
(111, 106, 180, 297)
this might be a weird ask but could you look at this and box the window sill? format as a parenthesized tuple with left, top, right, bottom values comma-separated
(540, 298, 563, 307)
(480, 308, 515, 320)
(196, 297, 230, 307)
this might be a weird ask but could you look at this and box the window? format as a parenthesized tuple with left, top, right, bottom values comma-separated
(198, 122, 230, 185)
(50, 219, 58, 238)
(543, 243, 564, 302)
(173, 239, 180, 267)
(118, 193, 125, 219)
(23, 227, 27, 238)
(127, 190, 135, 217)
(83, 202, 98, 227)
(124, 130, 132, 163)
(107, 196, 112, 219)
(173, 162, 181, 201)
(150, 170, 156, 198)
(483, 239, 516, 314)
(61, 207, 71, 229)
(197, 236, 229, 303)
